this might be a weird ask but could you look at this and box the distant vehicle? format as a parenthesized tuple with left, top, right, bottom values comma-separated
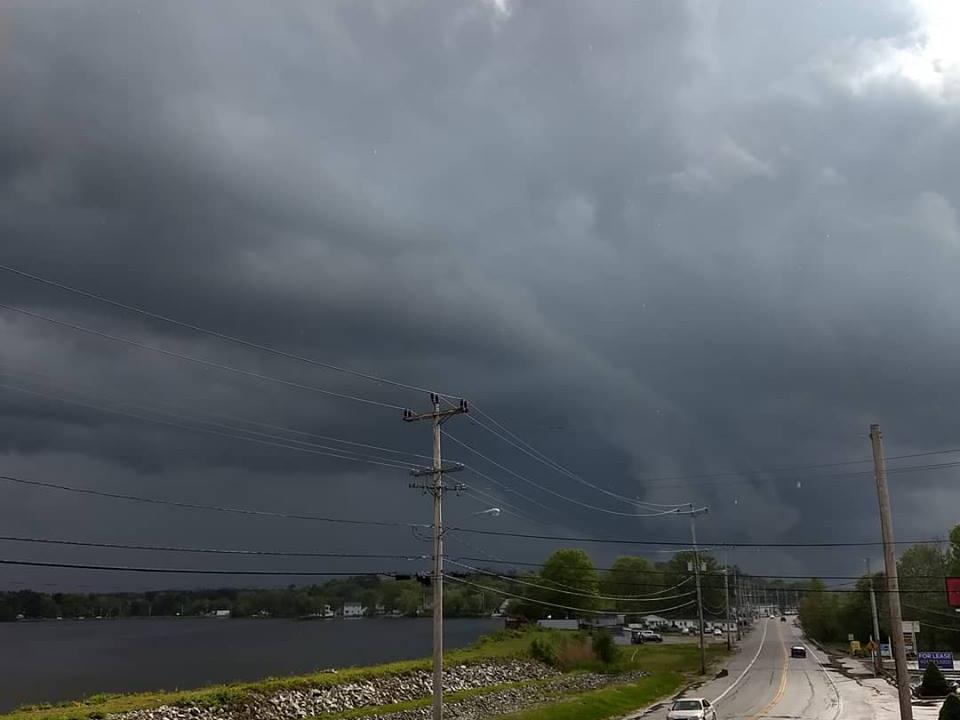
(713, 627, 723, 636)
(667, 698, 717, 720)
(780, 616, 787, 622)
(791, 646, 807, 658)
(681, 627, 691, 635)
(639, 630, 663, 643)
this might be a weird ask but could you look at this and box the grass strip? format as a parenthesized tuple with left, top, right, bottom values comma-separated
(494, 671, 685, 720)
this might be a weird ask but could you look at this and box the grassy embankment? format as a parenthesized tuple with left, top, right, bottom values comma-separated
(2, 631, 726, 720)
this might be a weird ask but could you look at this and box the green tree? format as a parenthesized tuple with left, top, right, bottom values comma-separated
(602, 557, 654, 614)
(940, 693, 960, 720)
(921, 662, 950, 697)
(536, 549, 599, 619)
(798, 579, 842, 642)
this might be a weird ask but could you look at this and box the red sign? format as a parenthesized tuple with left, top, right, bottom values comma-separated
(945, 577, 960, 607)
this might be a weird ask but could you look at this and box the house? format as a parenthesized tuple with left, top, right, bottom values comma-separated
(343, 602, 364, 618)
(641, 614, 670, 628)
(671, 618, 700, 630)
(537, 619, 579, 630)
(581, 614, 625, 630)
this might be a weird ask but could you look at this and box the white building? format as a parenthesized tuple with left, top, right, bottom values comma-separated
(213, 609, 231, 618)
(641, 614, 670, 628)
(343, 602, 365, 618)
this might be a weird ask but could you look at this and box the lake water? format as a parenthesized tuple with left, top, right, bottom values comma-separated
(0, 617, 503, 712)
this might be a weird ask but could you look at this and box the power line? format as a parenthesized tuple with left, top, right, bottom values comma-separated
(0, 303, 406, 411)
(445, 559, 696, 602)
(464, 410, 678, 510)
(444, 431, 685, 518)
(449, 525, 944, 548)
(0, 559, 400, 576)
(0, 382, 418, 471)
(8, 366, 435, 462)
(1, 471, 950, 552)
(0, 262, 454, 399)
(0, 535, 429, 561)
(444, 573, 699, 617)
(0, 474, 427, 530)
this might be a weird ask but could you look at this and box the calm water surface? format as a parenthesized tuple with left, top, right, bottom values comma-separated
(0, 617, 502, 711)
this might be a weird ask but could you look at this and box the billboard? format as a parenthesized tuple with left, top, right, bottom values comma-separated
(918, 651, 955, 670)
(946, 577, 960, 607)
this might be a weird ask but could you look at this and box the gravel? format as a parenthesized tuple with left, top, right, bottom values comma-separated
(110, 661, 561, 720)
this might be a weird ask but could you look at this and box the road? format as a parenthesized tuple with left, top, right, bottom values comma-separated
(641, 617, 842, 720)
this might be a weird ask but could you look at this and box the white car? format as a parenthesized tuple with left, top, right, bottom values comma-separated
(667, 698, 717, 720)
(713, 627, 723, 636)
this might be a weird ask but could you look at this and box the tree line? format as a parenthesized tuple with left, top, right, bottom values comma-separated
(798, 525, 960, 651)
(1, 547, 742, 623)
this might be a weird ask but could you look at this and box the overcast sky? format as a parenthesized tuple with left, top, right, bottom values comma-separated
(1, 0, 959, 591)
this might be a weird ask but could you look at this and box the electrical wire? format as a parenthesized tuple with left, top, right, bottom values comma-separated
(0, 535, 429, 560)
(464, 410, 680, 510)
(0, 262, 455, 399)
(0, 474, 428, 529)
(444, 574, 697, 616)
(0, 559, 399, 576)
(1, 472, 950, 552)
(0, 382, 415, 471)
(444, 432, 685, 518)
(0, 303, 406, 411)
(451, 525, 943, 548)
(446, 559, 696, 602)
(7, 365, 435, 463)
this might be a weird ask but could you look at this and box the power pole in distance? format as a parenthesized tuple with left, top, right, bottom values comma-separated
(870, 423, 912, 720)
(689, 507, 709, 675)
(724, 549, 732, 651)
(404, 393, 469, 720)
(867, 557, 882, 677)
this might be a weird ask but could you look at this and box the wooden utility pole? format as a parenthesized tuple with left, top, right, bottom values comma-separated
(724, 550, 732, 651)
(870, 423, 912, 720)
(689, 509, 708, 675)
(867, 558, 882, 677)
(404, 393, 468, 720)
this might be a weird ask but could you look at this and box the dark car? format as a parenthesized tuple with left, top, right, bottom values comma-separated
(780, 616, 787, 622)
(791, 646, 807, 658)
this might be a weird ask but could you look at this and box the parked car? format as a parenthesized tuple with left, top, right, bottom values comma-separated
(791, 646, 807, 658)
(713, 627, 723, 636)
(667, 698, 717, 720)
(639, 630, 663, 643)
(780, 616, 787, 622)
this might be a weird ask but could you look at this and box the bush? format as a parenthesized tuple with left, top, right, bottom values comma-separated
(530, 637, 559, 667)
(922, 662, 951, 697)
(940, 693, 960, 719)
(592, 631, 617, 665)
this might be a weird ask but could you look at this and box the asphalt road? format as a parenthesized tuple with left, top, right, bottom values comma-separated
(641, 617, 842, 720)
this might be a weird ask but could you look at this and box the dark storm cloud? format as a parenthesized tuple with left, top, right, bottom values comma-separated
(1, 0, 959, 587)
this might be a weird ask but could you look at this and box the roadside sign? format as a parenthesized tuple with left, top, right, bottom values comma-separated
(903, 621, 921, 633)
(850, 640, 861, 653)
(904, 633, 916, 655)
(918, 651, 955, 670)
(847, 633, 855, 642)
(947, 578, 960, 607)
(881, 643, 892, 657)
(866, 640, 878, 653)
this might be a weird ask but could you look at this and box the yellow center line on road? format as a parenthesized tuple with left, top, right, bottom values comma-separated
(748, 621, 789, 720)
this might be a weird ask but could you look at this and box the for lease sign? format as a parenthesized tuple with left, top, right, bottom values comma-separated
(918, 651, 954, 670)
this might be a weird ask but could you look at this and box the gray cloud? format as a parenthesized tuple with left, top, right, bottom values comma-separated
(1, 0, 959, 588)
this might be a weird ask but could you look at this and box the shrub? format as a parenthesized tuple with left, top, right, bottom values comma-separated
(530, 637, 559, 667)
(592, 631, 617, 665)
(922, 662, 951, 697)
(940, 693, 960, 719)
(556, 637, 595, 669)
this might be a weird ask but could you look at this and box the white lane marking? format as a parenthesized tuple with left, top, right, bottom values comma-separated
(803, 642, 843, 720)
(711, 618, 770, 706)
